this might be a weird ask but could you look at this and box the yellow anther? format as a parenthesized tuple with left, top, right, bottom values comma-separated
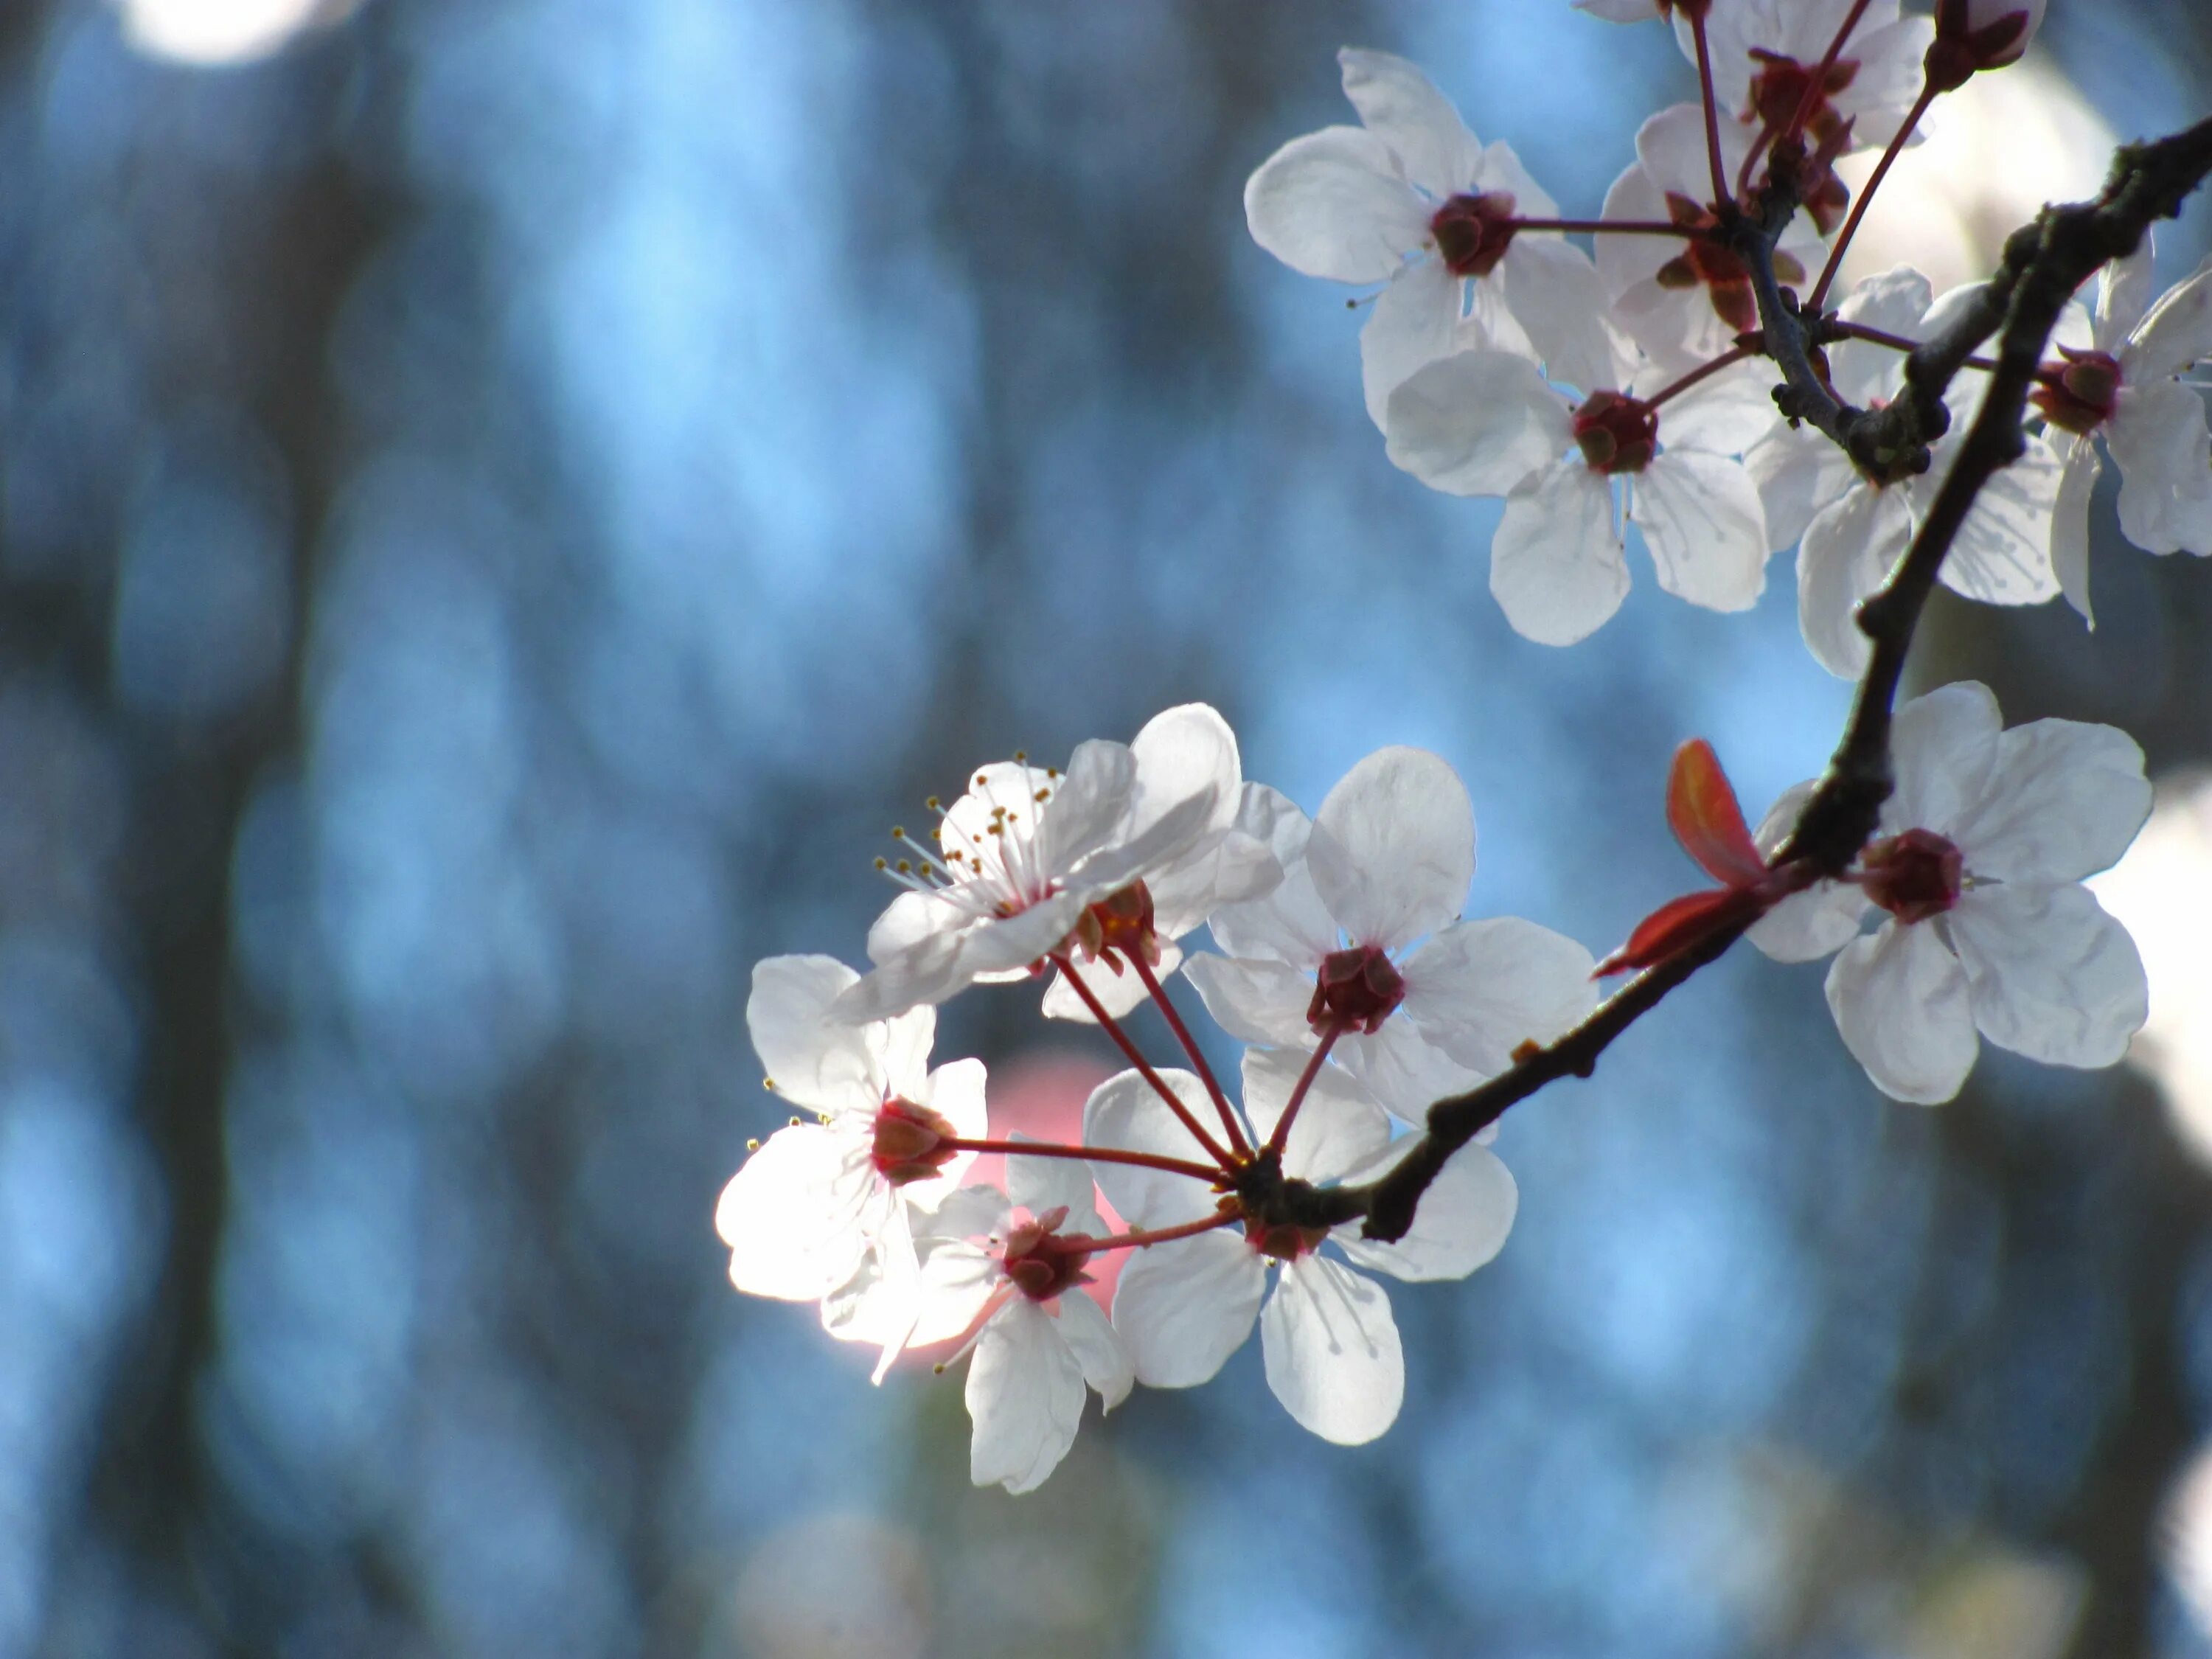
(926, 796, 941, 810)
(789, 1115, 802, 1127)
(933, 1362, 947, 1374)
(746, 1138, 759, 1151)
(975, 773, 987, 786)
(891, 825, 906, 839)
(874, 857, 888, 870)
(930, 829, 942, 841)
(1014, 750, 1027, 762)
(762, 1077, 775, 1089)
(1034, 789, 1049, 803)
(1046, 768, 1059, 779)
(896, 860, 913, 873)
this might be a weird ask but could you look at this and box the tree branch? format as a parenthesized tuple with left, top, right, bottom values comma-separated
(1287, 114, 2212, 1247)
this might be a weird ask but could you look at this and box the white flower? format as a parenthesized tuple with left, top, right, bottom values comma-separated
(1694, 0, 1934, 154)
(715, 956, 986, 1318)
(1749, 682, 2151, 1104)
(830, 1155, 1130, 1494)
(2039, 241, 2212, 620)
(1243, 48, 1617, 425)
(836, 705, 1242, 1023)
(1042, 710, 1289, 1023)
(1385, 347, 1771, 644)
(1596, 103, 1829, 364)
(1745, 268, 2062, 678)
(1088, 1051, 1516, 1444)
(1183, 746, 1596, 1115)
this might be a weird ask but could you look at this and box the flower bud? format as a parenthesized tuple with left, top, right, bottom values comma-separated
(1925, 0, 2046, 91)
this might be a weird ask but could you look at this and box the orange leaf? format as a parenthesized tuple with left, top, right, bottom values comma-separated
(1594, 886, 1761, 977)
(1666, 739, 1764, 888)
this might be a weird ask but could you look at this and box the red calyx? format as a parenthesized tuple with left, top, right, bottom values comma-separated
(2031, 346, 2121, 435)
(1307, 945, 1406, 1034)
(1749, 48, 1860, 148)
(1069, 879, 1161, 973)
(871, 1096, 959, 1185)
(1430, 191, 1520, 279)
(1001, 1206, 1094, 1302)
(1860, 828, 1964, 923)
(1245, 1217, 1330, 1262)
(1651, 192, 1806, 333)
(1596, 740, 1790, 976)
(1926, 0, 2033, 92)
(1573, 390, 1660, 475)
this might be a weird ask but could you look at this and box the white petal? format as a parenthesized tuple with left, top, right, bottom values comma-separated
(1111, 1230, 1266, 1388)
(1950, 717, 2150, 882)
(1797, 484, 1910, 679)
(1826, 922, 1978, 1105)
(1472, 137, 1559, 220)
(1055, 1289, 1133, 1411)
(1932, 428, 2061, 606)
(1308, 746, 1476, 951)
(1747, 423, 1857, 554)
(1382, 347, 1568, 497)
(1399, 917, 1597, 1077)
(1337, 47, 1481, 198)
(1073, 786, 1222, 896)
(1746, 779, 1874, 961)
(2048, 436, 2101, 622)
(1146, 782, 1290, 938)
(1008, 1147, 1102, 1231)
(1336, 1139, 1517, 1282)
(1182, 952, 1318, 1048)
(2121, 254, 2212, 383)
(1261, 1256, 1405, 1444)
(967, 1299, 1087, 1494)
(1950, 884, 2147, 1068)
(1039, 946, 1172, 1023)
(1593, 158, 1669, 307)
(1126, 702, 1242, 846)
(864, 888, 956, 966)
(1082, 1067, 1227, 1227)
(745, 955, 885, 1116)
(1633, 448, 1769, 613)
(1241, 1046, 1394, 1183)
(1888, 681, 2003, 839)
(1209, 851, 1340, 967)
(2094, 240, 2156, 353)
(1335, 1018, 1488, 1124)
(1829, 267, 1934, 406)
(1037, 740, 1139, 877)
(901, 1057, 989, 1208)
(824, 1232, 998, 1355)
(2107, 380, 2212, 555)
(716, 1124, 879, 1301)
(1645, 352, 1784, 454)
(1498, 235, 1618, 396)
(1492, 460, 1630, 646)
(1244, 126, 1430, 284)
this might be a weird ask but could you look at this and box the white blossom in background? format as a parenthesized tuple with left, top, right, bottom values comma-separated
(1694, 0, 1935, 153)
(1750, 682, 2150, 1103)
(715, 956, 985, 1316)
(1746, 268, 2062, 677)
(1186, 746, 1596, 1113)
(1088, 1051, 1516, 1444)
(1385, 346, 1772, 644)
(2039, 240, 2212, 620)
(835, 706, 1242, 1023)
(1244, 48, 1617, 426)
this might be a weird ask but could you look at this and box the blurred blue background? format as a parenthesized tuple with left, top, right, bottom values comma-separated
(4, 1, 2212, 1655)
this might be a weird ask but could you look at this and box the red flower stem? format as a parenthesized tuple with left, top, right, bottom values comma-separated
(945, 1136, 1223, 1184)
(1690, 8, 1735, 210)
(1265, 1021, 1346, 1157)
(1831, 320, 1997, 372)
(1807, 80, 1938, 313)
(1736, 124, 1778, 201)
(1051, 953, 1237, 1170)
(1049, 1211, 1239, 1256)
(1781, 0, 1874, 147)
(1127, 951, 1251, 1156)
(1510, 217, 1698, 237)
(1644, 342, 1758, 410)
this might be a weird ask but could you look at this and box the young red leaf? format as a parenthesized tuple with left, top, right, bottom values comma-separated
(1593, 886, 1762, 977)
(1665, 738, 1764, 888)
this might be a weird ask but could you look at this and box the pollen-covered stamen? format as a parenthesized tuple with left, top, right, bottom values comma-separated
(1066, 880, 1159, 976)
(1001, 1206, 1094, 1302)
(2031, 346, 2122, 435)
(870, 1096, 959, 1185)
(1429, 190, 1519, 279)
(1859, 828, 1966, 923)
(1652, 192, 1804, 332)
(874, 758, 1068, 919)
(1572, 390, 1660, 476)
(1307, 945, 1407, 1034)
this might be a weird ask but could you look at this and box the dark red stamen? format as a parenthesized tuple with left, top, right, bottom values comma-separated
(1307, 945, 1407, 1034)
(1860, 828, 1965, 923)
(1572, 390, 1660, 475)
(1002, 1206, 1094, 1301)
(2031, 346, 2121, 435)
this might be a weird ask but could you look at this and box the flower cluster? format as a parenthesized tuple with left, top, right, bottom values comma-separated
(714, 0, 2189, 1494)
(1248, 10, 2211, 670)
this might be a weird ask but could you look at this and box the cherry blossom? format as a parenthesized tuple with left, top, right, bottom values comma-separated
(1184, 746, 1596, 1113)
(835, 705, 1243, 1023)
(1748, 682, 2150, 1104)
(1088, 1051, 1516, 1443)
(1694, 0, 1935, 153)
(1384, 345, 1772, 644)
(715, 955, 986, 1316)
(2039, 240, 2212, 620)
(1243, 48, 1616, 426)
(1745, 268, 2062, 676)
(1596, 103, 1829, 364)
